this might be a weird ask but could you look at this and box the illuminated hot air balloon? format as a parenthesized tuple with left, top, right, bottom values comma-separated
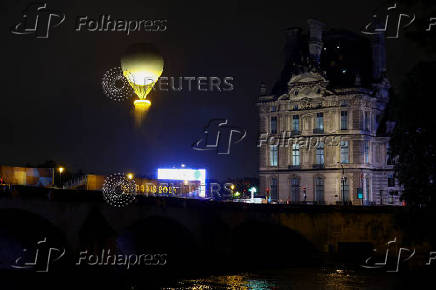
(120, 43, 164, 125)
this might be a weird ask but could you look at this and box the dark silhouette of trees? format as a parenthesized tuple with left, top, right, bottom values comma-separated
(389, 61, 436, 208)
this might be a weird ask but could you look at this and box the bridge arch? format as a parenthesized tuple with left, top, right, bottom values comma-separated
(231, 220, 318, 267)
(0, 208, 70, 270)
(117, 215, 199, 271)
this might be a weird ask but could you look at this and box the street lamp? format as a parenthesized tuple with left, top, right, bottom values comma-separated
(127, 173, 134, 180)
(58, 167, 64, 188)
(249, 186, 257, 201)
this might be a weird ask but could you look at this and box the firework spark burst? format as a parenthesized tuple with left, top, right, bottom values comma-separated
(101, 67, 134, 102)
(102, 173, 136, 207)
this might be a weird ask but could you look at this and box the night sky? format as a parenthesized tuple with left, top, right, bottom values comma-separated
(0, 0, 430, 180)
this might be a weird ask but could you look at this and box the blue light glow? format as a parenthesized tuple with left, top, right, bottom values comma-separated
(157, 168, 206, 197)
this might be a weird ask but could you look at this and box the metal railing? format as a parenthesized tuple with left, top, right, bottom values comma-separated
(312, 164, 325, 169)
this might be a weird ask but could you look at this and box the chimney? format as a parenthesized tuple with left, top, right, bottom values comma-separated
(307, 19, 325, 65)
(284, 27, 302, 63)
(371, 28, 386, 82)
(260, 82, 267, 96)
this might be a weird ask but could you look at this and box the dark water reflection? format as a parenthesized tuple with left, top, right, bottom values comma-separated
(157, 267, 411, 289)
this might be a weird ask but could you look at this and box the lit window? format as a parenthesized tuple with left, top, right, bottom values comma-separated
(270, 145, 278, 167)
(316, 142, 324, 165)
(270, 116, 277, 134)
(341, 111, 348, 130)
(364, 141, 370, 164)
(292, 144, 300, 166)
(340, 141, 349, 163)
(292, 115, 299, 131)
(365, 111, 370, 131)
(316, 113, 324, 130)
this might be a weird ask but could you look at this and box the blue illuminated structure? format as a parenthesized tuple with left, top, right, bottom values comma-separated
(157, 168, 206, 197)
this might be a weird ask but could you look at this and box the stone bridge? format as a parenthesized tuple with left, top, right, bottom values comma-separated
(0, 186, 408, 270)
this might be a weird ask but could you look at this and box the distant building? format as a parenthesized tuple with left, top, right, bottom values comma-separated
(0, 165, 53, 187)
(257, 20, 402, 205)
(63, 174, 201, 196)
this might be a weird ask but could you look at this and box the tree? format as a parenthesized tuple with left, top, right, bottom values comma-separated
(389, 61, 436, 207)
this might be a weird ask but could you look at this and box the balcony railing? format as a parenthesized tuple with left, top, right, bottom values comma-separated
(313, 128, 324, 134)
(312, 164, 325, 169)
(288, 165, 301, 170)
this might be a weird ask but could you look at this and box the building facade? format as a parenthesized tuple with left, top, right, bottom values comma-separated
(257, 20, 402, 205)
(0, 165, 53, 187)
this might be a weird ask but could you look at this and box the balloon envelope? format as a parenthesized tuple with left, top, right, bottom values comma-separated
(121, 43, 164, 99)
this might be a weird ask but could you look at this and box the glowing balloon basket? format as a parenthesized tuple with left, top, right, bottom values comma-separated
(121, 43, 164, 126)
(133, 99, 151, 126)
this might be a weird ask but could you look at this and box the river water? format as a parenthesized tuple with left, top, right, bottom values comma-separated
(124, 266, 427, 289)
(166, 269, 395, 289)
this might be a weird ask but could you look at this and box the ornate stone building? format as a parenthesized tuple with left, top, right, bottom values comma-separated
(257, 20, 402, 205)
